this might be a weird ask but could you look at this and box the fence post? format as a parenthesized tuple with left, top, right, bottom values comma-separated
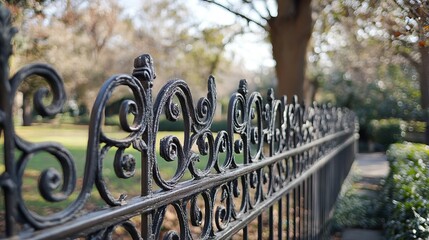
(132, 54, 156, 239)
(0, 6, 18, 237)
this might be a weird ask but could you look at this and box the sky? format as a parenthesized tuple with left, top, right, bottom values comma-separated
(117, 0, 274, 71)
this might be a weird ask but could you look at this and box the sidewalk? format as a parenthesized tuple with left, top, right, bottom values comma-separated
(353, 152, 389, 178)
(340, 152, 388, 240)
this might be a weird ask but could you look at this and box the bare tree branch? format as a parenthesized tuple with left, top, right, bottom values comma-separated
(393, 0, 419, 19)
(398, 50, 420, 69)
(248, 1, 270, 22)
(208, 26, 245, 74)
(201, 0, 268, 30)
(263, 0, 273, 18)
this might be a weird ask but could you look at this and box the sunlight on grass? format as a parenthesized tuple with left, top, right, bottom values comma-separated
(0, 124, 193, 209)
(0, 123, 245, 216)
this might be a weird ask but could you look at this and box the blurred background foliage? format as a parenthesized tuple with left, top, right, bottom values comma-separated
(2, 0, 428, 147)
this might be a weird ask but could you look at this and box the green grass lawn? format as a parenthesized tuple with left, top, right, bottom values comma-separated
(0, 124, 201, 215)
(0, 124, 263, 240)
(0, 123, 240, 217)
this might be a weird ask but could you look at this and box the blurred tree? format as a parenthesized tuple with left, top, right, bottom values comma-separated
(8, 0, 245, 122)
(137, 0, 241, 99)
(5, 0, 56, 125)
(385, 0, 429, 143)
(7, 0, 136, 118)
(201, 0, 313, 103)
(3, 0, 51, 21)
(311, 1, 423, 140)
(39, 0, 131, 112)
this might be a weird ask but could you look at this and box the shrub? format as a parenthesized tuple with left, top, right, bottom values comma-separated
(368, 119, 406, 148)
(104, 115, 121, 126)
(404, 121, 426, 144)
(158, 118, 228, 132)
(75, 115, 90, 125)
(407, 121, 426, 134)
(384, 143, 429, 239)
(331, 185, 383, 232)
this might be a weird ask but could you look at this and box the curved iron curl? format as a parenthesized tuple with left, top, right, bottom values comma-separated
(296, 103, 309, 175)
(15, 141, 76, 203)
(301, 106, 312, 144)
(261, 91, 277, 196)
(261, 89, 274, 149)
(257, 89, 284, 196)
(189, 191, 213, 239)
(152, 77, 216, 190)
(10, 63, 66, 118)
(156, 202, 190, 240)
(156, 135, 188, 190)
(306, 102, 319, 165)
(246, 91, 264, 163)
(91, 220, 142, 240)
(285, 97, 299, 149)
(227, 93, 246, 164)
(309, 102, 321, 140)
(229, 176, 247, 220)
(301, 106, 313, 171)
(94, 75, 147, 147)
(248, 90, 272, 199)
(18, 74, 146, 224)
(213, 130, 233, 173)
(269, 97, 286, 156)
(195, 76, 216, 130)
(286, 96, 305, 176)
(245, 168, 264, 210)
(15, 138, 78, 228)
(114, 147, 137, 179)
(89, 74, 147, 206)
(227, 80, 248, 168)
(188, 130, 216, 179)
(152, 206, 167, 239)
(294, 99, 306, 147)
(213, 184, 233, 232)
(228, 93, 247, 135)
(96, 145, 129, 206)
(277, 96, 292, 182)
(320, 104, 332, 136)
(7, 64, 81, 229)
(271, 99, 287, 191)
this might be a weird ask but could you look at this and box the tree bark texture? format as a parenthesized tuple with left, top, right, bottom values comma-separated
(22, 90, 32, 126)
(419, 46, 429, 144)
(269, 0, 313, 104)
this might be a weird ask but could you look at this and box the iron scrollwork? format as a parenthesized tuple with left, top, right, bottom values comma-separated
(0, 4, 357, 239)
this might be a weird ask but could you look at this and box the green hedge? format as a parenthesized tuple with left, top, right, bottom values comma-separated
(407, 121, 426, 133)
(74, 114, 230, 131)
(404, 121, 426, 144)
(368, 119, 406, 148)
(384, 143, 429, 239)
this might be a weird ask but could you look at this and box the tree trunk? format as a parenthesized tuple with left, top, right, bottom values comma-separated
(269, 0, 313, 104)
(22, 91, 32, 126)
(419, 46, 429, 144)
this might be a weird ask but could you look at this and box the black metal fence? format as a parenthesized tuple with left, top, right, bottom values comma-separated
(0, 5, 357, 239)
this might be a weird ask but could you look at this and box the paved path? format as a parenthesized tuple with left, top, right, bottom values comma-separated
(340, 152, 388, 240)
(341, 229, 384, 240)
(354, 152, 388, 178)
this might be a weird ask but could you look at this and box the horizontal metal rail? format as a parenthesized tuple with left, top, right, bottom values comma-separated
(29, 131, 356, 239)
(219, 133, 357, 239)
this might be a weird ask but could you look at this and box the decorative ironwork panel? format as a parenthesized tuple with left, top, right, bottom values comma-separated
(0, 5, 357, 240)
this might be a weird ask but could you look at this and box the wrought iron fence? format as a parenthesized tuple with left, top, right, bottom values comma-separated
(0, 5, 357, 239)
